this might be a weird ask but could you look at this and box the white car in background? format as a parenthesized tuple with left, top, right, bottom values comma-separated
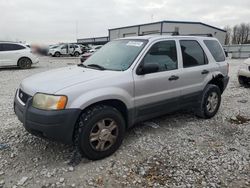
(0, 42, 39, 69)
(88, 45, 103, 53)
(238, 58, 250, 86)
(48, 44, 82, 57)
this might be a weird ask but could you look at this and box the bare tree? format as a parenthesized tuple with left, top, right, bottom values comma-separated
(244, 24, 250, 43)
(224, 25, 231, 45)
(225, 23, 250, 44)
(232, 25, 239, 44)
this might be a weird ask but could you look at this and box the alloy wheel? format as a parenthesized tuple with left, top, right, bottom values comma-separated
(89, 118, 118, 151)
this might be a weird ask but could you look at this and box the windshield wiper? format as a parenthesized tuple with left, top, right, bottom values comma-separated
(77, 63, 87, 68)
(87, 64, 106, 70)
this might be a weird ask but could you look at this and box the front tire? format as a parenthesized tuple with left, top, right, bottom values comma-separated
(196, 84, 221, 119)
(54, 52, 61, 57)
(75, 105, 126, 160)
(74, 52, 80, 57)
(18, 57, 32, 69)
(238, 76, 249, 87)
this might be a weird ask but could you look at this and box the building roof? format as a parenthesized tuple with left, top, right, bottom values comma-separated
(108, 20, 226, 33)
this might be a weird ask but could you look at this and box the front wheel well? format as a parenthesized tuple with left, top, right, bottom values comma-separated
(81, 100, 129, 127)
(207, 75, 224, 93)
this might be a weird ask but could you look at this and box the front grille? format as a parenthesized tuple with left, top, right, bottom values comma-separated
(18, 89, 30, 104)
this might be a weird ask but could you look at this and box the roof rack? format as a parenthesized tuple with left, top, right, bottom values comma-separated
(138, 32, 213, 37)
(138, 31, 179, 36)
(182, 33, 213, 37)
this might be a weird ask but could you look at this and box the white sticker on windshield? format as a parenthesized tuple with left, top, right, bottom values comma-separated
(126, 41, 143, 47)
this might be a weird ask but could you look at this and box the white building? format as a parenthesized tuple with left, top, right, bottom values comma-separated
(77, 20, 226, 45)
(109, 21, 226, 44)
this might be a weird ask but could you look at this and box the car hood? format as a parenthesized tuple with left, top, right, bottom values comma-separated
(20, 66, 114, 96)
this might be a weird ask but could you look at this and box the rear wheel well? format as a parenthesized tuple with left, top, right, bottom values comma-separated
(208, 75, 224, 93)
(82, 100, 128, 127)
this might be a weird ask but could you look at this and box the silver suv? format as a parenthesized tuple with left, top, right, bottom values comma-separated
(14, 35, 229, 160)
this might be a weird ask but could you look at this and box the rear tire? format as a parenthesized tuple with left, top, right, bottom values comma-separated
(195, 84, 221, 119)
(74, 105, 126, 160)
(18, 58, 32, 69)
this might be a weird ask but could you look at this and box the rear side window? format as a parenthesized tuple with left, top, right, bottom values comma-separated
(204, 40, 225, 62)
(180, 40, 207, 68)
(1, 43, 26, 51)
(0, 44, 3, 51)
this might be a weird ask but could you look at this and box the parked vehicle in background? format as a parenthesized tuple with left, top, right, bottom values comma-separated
(88, 45, 102, 53)
(48, 43, 82, 57)
(80, 52, 93, 62)
(238, 58, 250, 86)
(79, 45, 91, 54)
(80, 45, 102, 62)
(0, 41, 39, 69)
(14, 35, 229, 160)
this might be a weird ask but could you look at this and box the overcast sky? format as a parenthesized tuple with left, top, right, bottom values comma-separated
(0, 0, 249, 44)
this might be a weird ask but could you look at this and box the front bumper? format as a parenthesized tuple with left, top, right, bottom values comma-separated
(14, 92, 81, 144)
(33, 57, 39, 64)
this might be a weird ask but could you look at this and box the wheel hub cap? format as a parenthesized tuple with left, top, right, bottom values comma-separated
(89, 118, 118, 151)
(99, 129, 111, 141)
(206, 92, 218, 113)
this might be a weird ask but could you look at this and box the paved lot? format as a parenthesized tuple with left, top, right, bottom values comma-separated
(0, 57, 249, 188)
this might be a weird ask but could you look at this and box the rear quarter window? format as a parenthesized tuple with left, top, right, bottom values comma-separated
(204, 40, 225, 62)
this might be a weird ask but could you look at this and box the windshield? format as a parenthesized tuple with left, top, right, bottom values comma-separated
(84, 39, 148, 71)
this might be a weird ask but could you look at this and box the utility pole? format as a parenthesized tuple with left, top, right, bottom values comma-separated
(75, 21, 78, 41)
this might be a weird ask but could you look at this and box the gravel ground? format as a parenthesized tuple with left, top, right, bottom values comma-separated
(0, 57, 249, 188)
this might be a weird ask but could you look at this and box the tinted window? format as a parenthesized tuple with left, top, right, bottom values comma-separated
(180, 40, 207, 68)
(204, 40, 225, 62)
(0, 44, 3, 51)
(61, 45, 67, 49)
(143, 40, 178, 72)
(1, 43, 25, 51)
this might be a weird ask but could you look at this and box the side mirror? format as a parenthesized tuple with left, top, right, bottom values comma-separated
(224, 49, 228, 57)
(137, 63, 159, 75)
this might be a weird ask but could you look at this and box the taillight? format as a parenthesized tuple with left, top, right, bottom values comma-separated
(227, 63, 229, 75)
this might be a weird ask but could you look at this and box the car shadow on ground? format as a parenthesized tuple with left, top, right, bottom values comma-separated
(0, 66, 39, 71)
(15, 110, 198, 166)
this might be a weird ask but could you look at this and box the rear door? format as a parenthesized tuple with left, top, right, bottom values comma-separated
(176, 39, 219, 105)
(0, 43, 25, 66)
(133, 40, 182, 121)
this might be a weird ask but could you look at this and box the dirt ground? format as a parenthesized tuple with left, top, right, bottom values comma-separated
(0, 57, 249, 188)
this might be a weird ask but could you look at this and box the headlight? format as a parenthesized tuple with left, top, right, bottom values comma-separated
(32, 93, 67, 110)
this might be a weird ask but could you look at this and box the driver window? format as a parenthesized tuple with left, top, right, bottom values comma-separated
(143, 40, 178, 72)
(61, 45, 67, 49)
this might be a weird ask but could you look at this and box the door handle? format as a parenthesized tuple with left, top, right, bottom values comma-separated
(201, 70, 209, 74)
(168, 75, 179, 81)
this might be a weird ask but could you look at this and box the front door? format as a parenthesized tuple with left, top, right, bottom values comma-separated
(133, 40, 182, 121)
